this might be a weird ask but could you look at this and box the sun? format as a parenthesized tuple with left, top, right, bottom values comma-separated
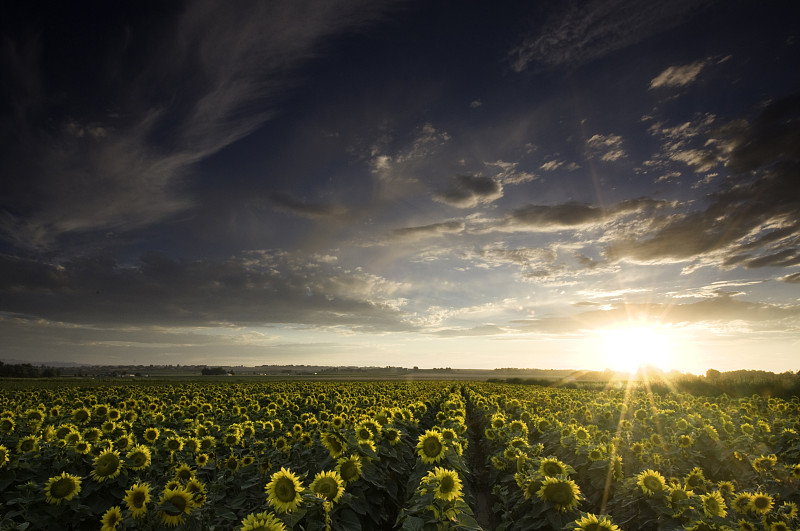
(597, 325, 675, 373)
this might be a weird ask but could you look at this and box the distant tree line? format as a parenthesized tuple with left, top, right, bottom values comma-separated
(201, 367, 233, 376)
(490, 369, 800, 399)
(0, 361, 61, 378)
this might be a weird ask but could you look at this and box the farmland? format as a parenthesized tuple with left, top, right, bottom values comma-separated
(0, 379, 798, 530)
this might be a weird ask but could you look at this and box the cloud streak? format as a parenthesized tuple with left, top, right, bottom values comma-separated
(509, 0, 710, 71)
(0, 0, 397, 251)
(0, 250, 410, 331)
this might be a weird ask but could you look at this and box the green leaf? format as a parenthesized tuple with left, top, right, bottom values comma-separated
(401, 515, 426, 531)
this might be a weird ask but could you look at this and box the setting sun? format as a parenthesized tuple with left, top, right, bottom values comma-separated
(598, 326, 675, 374)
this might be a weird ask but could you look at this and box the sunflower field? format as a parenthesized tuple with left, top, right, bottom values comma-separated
(0, 380, 798, 531)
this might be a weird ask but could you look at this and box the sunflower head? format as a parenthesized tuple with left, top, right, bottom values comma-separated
(749, 492, 774, 515)
(425, 467, 463, 502)
(700, 491, 727, 518)
(310, 470, 345, 504)
(572, 512, 620, 531)
(336, 455, 363, 484)
(173, 464, 195, 483)
(537, 476, 582, 512)
(732, 492, 753, 513)
(91, 449, 123, 482)
(240, 510, 287, 531)
(44, 472, 82, 504)
(684, 467, 707, 492)
(100, 505, 123, 531)
(383, 427, 401, 445)
(539, 457, 568, 477)
(637, 469, 666, 496)
(321, 432, 345, 458)
(266, 467, 304, 513)
(416, 430, 445, 464)
(124, 482, 151, 519)
(158, 486, 195, 527)
(126, 445, 152, 471)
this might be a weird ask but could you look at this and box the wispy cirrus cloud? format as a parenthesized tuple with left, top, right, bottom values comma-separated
(508, 0, 710, 71)
(0, 0, 398, 251)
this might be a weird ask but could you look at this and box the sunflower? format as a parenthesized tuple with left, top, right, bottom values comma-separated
(173, 463, 195, 483)
(732, 492, 753, 513)
(336, 455, 363, 484)
(321, 432, 346, 458)
(752, 454, 778, 473)
(310, 470, 345, 504)
(416, 430, 446, 464)
(16, 435, 40, 454)
(158, 486, 195, 527)
(0, 418, 14, 434)
(266, 467, 304, 513)
(83, 427, 103, 443)
(100, 505, 123, 531)
(572, 513, 620, 531)
(537, 476, 581, 512)
(126, 445, 152, 471)
(637, 469, 666, 496)
(44, 472, 82, 504)
(748, 492, 774, 515)
(143, 427, 160, 444)
(684, 467, 707, 492)
(355, 423, 373, 442)
(717, 481, 735, 496)
(240, 510, 287, 531)
(700, 491, 727, 518)
(124, 482, 151, 518)
(0, 445, 8, 468)
(164, 437, 184, 453)
(767, 523, 790, 531)
(224, 455, 240, 472)
(71, 407, 91, 424)
(91, 449, 123, 482)
(666, 485, 693, 514)
(426, 467, 463, 502)
(677, 434, 693, 448)
(185, 478, 207, 504)
(540, 457, 568, 477)
(737, 519, 757, 531)
(113, 435, 134, 452)
(588, 448, 604, 462)
(195, 453, 210, 467)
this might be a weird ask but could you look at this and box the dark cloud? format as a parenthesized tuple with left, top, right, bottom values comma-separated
(0, 251, 411, 331)
(499, 198, 668, 231)
(434, 175, 503, 208)
(606, 93, 800, 270)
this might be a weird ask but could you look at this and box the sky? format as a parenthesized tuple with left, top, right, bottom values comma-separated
(2, 0, 799, 374)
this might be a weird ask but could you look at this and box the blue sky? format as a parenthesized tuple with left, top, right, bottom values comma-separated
(1, 0, 799, 372)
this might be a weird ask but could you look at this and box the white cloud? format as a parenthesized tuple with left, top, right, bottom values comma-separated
(586, 134, 626, 161)
(649, 60, 706, 89)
